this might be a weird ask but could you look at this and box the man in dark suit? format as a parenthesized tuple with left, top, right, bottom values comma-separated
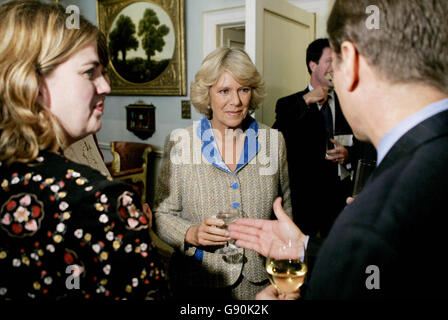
(230, 0, 448, 299)
(273, 38, 356, 238)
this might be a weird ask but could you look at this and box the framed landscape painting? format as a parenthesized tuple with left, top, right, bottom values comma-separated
(97, 0, 186, 95)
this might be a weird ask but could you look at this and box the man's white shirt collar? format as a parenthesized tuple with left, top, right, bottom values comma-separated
(377, 98, 448, 164)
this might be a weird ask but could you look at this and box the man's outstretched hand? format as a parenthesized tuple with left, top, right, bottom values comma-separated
(228, 197, 307, 257)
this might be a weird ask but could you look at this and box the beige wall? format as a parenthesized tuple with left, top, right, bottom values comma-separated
(289, 0, 333, 38)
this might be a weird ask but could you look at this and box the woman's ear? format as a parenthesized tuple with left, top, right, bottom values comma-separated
(38, 79, 50, 108)
(339, 41, 359, 92)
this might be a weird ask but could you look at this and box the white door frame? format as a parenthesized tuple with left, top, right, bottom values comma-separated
(202, 6, 245, 59)
(202, 1, 330, 59)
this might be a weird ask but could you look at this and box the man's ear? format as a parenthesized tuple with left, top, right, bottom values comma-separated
(308, 61, 317, 74)
(339, 41, 359, 92)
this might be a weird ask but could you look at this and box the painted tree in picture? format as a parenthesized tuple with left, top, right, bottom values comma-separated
(108, 7, 171, 83)
(109, 15, 138, 64)
(138, 8, 170, 81)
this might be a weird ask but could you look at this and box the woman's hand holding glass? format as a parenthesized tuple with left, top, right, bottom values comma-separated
(185, 217, 230, 247)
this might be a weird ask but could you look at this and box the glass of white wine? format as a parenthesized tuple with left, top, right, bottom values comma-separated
(215, 210, 239, 256)
(266, 239, 307, 295)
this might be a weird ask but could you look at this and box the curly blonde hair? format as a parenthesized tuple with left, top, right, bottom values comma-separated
(0, 0, 108, 165)
(190, 47, 265, 118)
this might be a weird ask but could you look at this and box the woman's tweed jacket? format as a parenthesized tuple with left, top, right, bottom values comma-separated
(154, 117, 292, 289)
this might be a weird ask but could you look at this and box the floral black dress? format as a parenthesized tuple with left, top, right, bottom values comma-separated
(0, 151, 169, 300)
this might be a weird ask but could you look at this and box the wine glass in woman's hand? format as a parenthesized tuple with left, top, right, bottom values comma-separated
(215, 210, 239, 256)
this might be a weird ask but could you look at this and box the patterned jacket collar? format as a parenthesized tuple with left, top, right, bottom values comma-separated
(195, 116, 260, 173)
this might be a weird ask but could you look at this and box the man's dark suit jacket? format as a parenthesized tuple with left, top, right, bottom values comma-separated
(273, 88, 355, 237)
(306, 109, 448, 299)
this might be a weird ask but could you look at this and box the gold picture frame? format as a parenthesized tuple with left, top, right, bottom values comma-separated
(97, 0, 186, 95)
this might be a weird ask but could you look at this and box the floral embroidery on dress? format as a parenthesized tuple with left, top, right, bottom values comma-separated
(117, 191, 148, 231)
(0, 193, 44, 237)
(1, 151, 169, 300)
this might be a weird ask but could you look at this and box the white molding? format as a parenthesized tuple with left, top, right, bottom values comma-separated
(203, 6, 245, 58)
(98, 141, 110, 150)
(245, 0, 257, 66)
(289, 0, 330, 37)
(98, 141, 162, 158)
(288, 0, 328, 14)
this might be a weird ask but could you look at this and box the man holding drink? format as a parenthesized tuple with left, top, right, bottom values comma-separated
(273, 38, 355, 239)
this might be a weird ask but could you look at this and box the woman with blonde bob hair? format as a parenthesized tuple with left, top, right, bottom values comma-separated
(0, 0, 168, 300)
(154, 46, 292, 300)
(190, 47, 265, 118)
